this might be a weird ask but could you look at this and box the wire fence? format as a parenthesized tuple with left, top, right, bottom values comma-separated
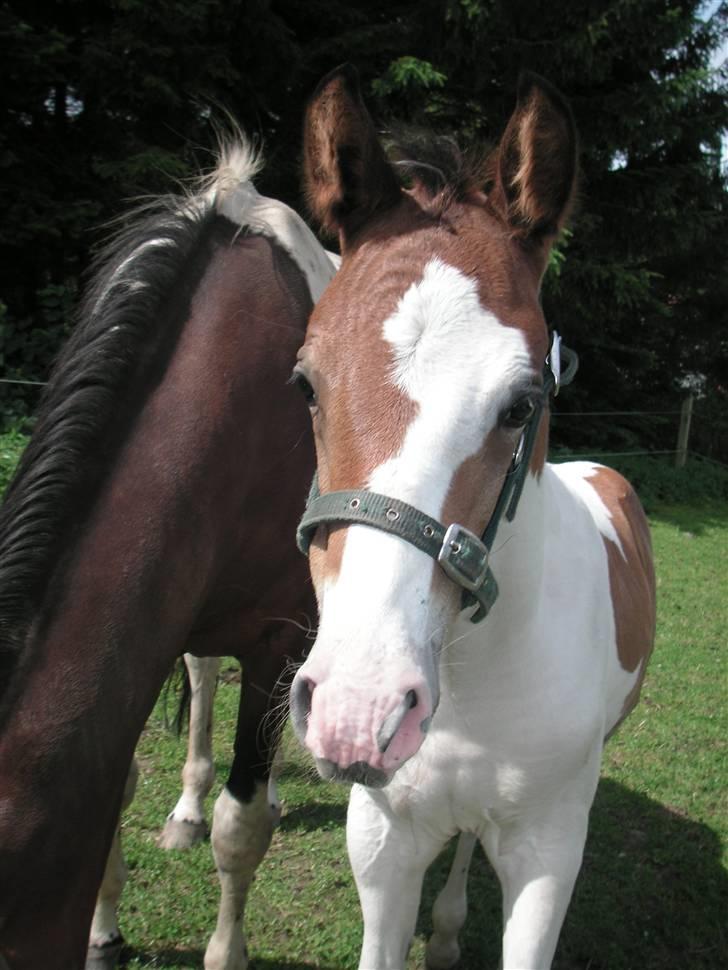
(1, 378, 726, 469)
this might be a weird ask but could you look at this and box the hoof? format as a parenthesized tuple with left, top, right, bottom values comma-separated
(270, 799, 283, 829)
(425, 937, 461, 970)
(86, 939, 123, 970)
(204, 936, 249, 970)
(158, 816, 208, 850)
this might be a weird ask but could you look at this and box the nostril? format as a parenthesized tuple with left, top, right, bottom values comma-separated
(291, 674, 315, 740)
(376, 689, 418, 754)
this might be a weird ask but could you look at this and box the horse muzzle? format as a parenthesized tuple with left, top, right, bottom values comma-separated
(290, 665, 436, 783)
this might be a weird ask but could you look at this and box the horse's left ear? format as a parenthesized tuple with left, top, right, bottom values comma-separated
(490, 73, 577, 240)
(303, 64, 401, 243)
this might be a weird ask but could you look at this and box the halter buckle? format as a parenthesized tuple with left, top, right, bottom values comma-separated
(437, 523, 490, 593)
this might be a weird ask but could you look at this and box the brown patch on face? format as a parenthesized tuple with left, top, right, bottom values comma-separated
(441, 430, 514, 538)
(589, 467, 656, 725)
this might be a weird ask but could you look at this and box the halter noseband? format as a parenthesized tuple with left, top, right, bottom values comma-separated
(297, 334, 577, 624)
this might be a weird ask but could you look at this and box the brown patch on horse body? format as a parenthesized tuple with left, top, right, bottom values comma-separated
(589, 466, 656, 726)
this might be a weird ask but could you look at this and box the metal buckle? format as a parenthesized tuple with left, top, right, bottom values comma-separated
(437, 523, 489, 593)
(548, 331, 561, 396)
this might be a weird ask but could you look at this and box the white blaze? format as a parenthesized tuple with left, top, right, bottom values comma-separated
(319, 259, 533, 651)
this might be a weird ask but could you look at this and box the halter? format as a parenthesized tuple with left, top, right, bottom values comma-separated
(297, 334, 577, 624)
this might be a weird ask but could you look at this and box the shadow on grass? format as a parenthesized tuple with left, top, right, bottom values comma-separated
(121, 945, 205, 967)
(253, 962, 342, 970)
(122, 946, 339, 970)
(649, 500, 728, 535)
(280, 800, 347, 832)
(417, 778, 727, 970)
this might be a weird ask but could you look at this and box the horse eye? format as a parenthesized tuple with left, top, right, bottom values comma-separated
(292, 370, 316, 407)
(502, 395, 536, 429)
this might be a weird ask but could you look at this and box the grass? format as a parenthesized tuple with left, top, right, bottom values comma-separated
(0, 430, 725, 968)
(113, 501, 728, 970)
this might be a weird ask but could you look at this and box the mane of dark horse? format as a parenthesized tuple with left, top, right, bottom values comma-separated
(0, 159, 255, 700)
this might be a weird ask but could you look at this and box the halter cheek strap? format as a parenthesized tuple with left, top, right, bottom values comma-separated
(297, 336, 577, 624)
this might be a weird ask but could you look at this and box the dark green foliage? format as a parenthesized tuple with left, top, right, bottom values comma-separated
(0, 1, 726, 455)
(552, 451, 728, 509)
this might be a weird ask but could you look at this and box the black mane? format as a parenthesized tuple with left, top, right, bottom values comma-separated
(0, 191, 218, 687)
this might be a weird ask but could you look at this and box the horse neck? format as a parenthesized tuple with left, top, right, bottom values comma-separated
(441, 462, 550, 678)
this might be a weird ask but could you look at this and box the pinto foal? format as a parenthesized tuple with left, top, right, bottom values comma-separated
(290, 67, 655, 969)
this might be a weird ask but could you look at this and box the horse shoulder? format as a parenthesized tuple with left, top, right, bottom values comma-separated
(550, 461, 656, 732)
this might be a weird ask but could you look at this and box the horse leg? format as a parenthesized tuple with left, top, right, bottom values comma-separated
(203, 660, 284, 970)
(159, 654, 220, 849)
(484, 752, 601, 969)
(86, 758, 139, 970)
(425, 831, 477, 970)
(347, 783, 445, 970)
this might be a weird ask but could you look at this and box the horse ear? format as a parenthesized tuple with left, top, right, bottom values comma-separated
(303, 64, 401, 241)
(490, 72, 577, 239)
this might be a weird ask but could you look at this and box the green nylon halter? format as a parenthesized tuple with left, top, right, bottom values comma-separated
(297, 335, 577, 624)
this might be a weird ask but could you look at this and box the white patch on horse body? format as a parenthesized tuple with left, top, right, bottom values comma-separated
(377, 461, 640, 836)
(549, 461, 642, 727)
(552, 460, 626, 557)
(216, 180, 336, 302)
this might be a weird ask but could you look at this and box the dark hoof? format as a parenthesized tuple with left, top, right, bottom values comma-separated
(86, 939, 123, 970)
(158, 816, 208, 850)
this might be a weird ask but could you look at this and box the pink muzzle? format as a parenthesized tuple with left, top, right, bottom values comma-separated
(291, 667, 434, 782)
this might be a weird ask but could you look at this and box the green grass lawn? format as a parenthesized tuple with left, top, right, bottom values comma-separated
(114, 501, 728, 970)
(0, 429, 725, 969)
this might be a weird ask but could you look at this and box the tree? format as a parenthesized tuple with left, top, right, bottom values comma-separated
(0, 0, 725, 457)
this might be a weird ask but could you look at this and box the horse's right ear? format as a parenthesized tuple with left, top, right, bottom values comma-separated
(303, 65, 401, 243)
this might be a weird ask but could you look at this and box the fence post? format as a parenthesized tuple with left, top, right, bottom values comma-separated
(675, 394, 694, 468)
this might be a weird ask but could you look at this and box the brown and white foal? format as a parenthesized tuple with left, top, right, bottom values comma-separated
(290, 67, 655, 969)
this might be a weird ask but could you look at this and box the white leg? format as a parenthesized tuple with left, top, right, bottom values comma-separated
(486, 755, 601, 970)
(425, 831, 477, 970)
(86, 759, 139, 970)
(159, 654, 220, 849)
(204, 783, 277, 970)
(348, 784, 445, 970)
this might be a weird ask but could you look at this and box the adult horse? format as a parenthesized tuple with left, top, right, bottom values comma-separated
(0, 140, 334, 970)
(290, 67, 655, 969)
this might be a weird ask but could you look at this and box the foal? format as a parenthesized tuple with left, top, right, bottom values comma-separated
(291, 67, 655, 969)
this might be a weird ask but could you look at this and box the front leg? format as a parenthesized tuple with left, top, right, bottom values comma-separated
(485, 752, 601, 969)
(348, 784, 446, 970)
(204, 782, 275, 970)
(86, 758, 139, 970)
(204, 654, 288, 970)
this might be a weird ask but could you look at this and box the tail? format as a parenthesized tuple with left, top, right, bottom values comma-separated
(161, 658, 192, 736)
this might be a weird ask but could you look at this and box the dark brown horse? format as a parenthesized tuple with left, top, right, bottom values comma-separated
(0, 141, 334, 970)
